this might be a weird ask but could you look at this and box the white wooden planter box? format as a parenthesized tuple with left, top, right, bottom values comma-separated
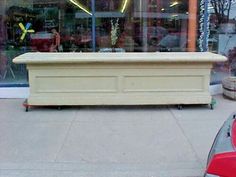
(13, 52, 226, 108)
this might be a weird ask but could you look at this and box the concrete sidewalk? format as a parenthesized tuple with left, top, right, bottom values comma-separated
(0, 95, 235, 177)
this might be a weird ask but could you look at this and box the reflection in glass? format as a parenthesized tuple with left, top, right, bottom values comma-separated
(208, 0, 236, 84)
(0, 0, 200, 86)
(95, 0, 193, 52)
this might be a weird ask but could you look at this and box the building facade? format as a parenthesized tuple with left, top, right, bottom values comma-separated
(0, 0, 235, 97)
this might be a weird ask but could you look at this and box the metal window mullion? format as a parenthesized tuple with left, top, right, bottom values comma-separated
(92, 0, 96, 52)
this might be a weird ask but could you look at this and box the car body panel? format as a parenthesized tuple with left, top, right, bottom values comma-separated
(207, 152, 236, 177)
(206, 113, 236, 177)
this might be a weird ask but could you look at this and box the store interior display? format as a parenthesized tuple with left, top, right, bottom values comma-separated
(0, 0, 199, 86)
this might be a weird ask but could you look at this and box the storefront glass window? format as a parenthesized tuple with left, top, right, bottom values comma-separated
(95, 0, 194, 52)
(0, 0, 200, 86)
(208, 0, 236, 84)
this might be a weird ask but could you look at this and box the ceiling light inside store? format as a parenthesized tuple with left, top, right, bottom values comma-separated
(69, 0, 92, 15)
(121, 0, 129, 13)
(161, 8, 165, 11)
(170, 1, 179, 7)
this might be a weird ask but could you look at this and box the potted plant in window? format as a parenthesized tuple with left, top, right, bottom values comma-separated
(110, 18, 119, 52)
(100, 18, 122, 52)
(222, 47, 236, 100)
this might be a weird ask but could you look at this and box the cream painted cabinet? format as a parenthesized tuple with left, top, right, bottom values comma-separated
(13, 52, 227, 110)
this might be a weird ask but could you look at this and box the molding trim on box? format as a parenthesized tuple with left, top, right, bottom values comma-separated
(0, 85, 223, 99)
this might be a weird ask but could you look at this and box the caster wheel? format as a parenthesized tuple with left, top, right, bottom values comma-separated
(210, 104, 214, 110)
(23, 100, 30, 112)
(177, 105, 183, 110)
(210, 98, 216, 110)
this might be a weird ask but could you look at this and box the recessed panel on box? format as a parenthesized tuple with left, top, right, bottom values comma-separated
(35, 76, 118, 93)
(123, 76, 203, 92)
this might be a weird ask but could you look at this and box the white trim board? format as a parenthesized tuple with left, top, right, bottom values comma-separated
(0, 87, 29, 98)
(0, 85, 222, 99)
(210, 84, 223, 96)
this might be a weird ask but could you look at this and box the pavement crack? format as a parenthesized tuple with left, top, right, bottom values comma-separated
(54, 112, 77, 162)
(168, 107, 205, 169)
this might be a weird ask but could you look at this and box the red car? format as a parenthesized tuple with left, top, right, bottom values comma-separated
(205, 113, 236, 177)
